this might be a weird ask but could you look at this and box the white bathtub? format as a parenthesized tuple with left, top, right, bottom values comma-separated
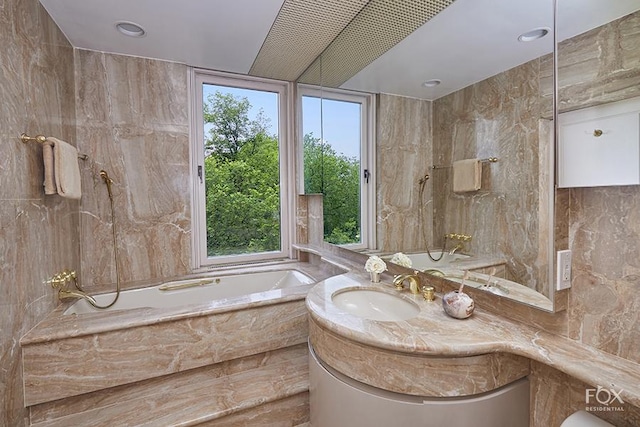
(64, 270, 315, 315)
(385, 251, 470, 271)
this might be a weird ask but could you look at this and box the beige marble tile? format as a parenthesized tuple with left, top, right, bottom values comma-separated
(22, 299, 309, 406)
(432, 58, 548, 293)
(558, 10, 640, 113)
(376, 94, 433, 252)
(310, 318, 530, 397)
(530, 362, 640, 427)
(73, 50, 191, 293)
(198, 393, 309, 427)
(0, 0, 77, 425)
(30, 344, 307, 423)
(31, 347, 308, 427)
(306, 272, 640, 408)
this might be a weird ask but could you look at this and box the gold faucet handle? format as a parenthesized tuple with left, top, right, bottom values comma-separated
(422, 286, 435, 301)
(45, 269, 77, 289)
(392, 275, 404, 291)
(45, 273, 64, 289)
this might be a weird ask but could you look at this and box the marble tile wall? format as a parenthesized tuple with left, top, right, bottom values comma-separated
(557, 9, 640, 365)
(73, 50, 191, 293)
(376, 94, 433, 252)
(0, 0, 77, 425)
(431, 58, 548, 293)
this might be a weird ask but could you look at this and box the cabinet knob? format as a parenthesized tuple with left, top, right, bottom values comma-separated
(593, 129, 603, 137)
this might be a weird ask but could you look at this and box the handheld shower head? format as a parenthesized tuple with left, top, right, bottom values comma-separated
(99, 170, 114, 200)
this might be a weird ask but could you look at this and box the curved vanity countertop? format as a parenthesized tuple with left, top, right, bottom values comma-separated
(306, 272, 640, 408)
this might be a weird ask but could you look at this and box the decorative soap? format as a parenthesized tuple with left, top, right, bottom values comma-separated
(442, 290, 475, 319)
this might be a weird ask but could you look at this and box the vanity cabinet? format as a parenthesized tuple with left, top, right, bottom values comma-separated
(310, 344, 530, 427)
(558, 96, 640, 188)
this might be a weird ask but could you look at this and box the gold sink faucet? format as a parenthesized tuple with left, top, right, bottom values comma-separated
(393, 272, 421, 294)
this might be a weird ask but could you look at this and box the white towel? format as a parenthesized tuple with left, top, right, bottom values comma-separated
(452, 159, 482, 193)
(42, 140, 56, 195)
(47, 137, 82, 199)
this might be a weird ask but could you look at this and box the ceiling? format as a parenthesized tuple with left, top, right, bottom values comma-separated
(40, 0, 640, 100)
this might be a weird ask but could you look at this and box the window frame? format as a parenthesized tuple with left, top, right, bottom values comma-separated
(297, 85, 376, 250)
(190, 69, 295, 269)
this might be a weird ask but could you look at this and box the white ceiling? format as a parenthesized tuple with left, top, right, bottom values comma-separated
(40, 0, 640, 100)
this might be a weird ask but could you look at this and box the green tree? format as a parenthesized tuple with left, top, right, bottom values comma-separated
(203, 92, 270, 160)
(204, 91, 361, 256)
(303, 133, 361, 244)
(204, 92, 279, 256)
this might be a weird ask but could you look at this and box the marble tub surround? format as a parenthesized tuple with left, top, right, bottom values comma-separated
(306, 273, 640, 409)
(28, 344, 309, 427)
(74, 49, 191, 293)
(21, 262, 317, 426)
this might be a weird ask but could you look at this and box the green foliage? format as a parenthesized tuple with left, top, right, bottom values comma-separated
(303, 134, 361, 245)
(204, 91, 361, 257)
(204, 91, 270, 160)
(204, 93, 280, 256)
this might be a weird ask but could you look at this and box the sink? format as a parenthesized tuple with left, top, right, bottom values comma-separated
(331, 288, 420, 321)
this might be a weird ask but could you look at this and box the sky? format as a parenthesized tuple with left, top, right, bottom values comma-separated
(203, 84, 361, 159)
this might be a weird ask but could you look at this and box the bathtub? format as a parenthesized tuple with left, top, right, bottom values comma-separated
(385, 251, 470, 271)
(65, 269, 315, 315)
(21, 263, 323, 421)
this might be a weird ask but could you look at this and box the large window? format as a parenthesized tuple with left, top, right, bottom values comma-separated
(299, 86, 375, 249)
(191, 71, 292, 267)
(191, 71, 374, 268)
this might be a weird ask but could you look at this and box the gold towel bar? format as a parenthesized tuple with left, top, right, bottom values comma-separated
(20, 133, 88, 160)
(20, 133, 47, 144)
(431, 157, 498, 170)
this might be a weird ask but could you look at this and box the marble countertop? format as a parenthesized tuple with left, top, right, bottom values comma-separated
(306, 271, 640, 408)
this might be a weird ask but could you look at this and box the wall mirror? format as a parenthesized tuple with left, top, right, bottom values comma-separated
(302, 0, 639, 312)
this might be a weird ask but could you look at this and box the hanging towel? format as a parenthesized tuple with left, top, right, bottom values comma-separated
(452, 158, 482, 193)
(42, 140, 57, 195)
(48, 137, 82, 199)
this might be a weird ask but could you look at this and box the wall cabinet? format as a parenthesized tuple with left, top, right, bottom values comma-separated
(558, 96, 640, 188)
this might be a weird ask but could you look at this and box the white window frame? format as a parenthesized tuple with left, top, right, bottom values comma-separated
(190, 69, 295, 269)
(297, 85, 376, 250)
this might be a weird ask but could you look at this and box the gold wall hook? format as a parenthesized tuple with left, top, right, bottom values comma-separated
(593, 129, 603, 137)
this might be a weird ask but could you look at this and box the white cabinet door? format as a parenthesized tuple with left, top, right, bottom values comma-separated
(558, 97, 640, 188)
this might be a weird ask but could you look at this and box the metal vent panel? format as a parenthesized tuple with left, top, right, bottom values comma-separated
(299, 0, 456, 87)
(249, 0, 369, 81)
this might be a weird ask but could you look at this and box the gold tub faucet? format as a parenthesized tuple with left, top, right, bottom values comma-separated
(46, 269, 98, 306)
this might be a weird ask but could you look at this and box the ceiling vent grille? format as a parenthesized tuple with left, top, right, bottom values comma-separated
(298, 0, 456, 87)
(249, 0, 369, 81)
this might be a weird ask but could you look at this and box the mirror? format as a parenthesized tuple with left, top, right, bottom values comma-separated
(305, 0, 639, 311)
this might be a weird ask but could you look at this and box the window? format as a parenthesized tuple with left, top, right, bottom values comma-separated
(298, 86, 375, 250)
(191, 70, 293, 267)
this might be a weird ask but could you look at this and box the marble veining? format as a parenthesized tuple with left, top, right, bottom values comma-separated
(432, 58, 549, 293)
(74, 49, 191, 293)
(20, 261, 332, 407)
(306, 271, 640, 409)
(0, 0, 78, 425)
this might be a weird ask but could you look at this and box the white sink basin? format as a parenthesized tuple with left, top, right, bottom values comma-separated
(331, 288, 420, 321)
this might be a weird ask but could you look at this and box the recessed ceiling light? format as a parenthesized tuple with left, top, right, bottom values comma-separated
(422, 79, 441, 88)
(115, 21, 146, 38)
(518, 27, 549, 42)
